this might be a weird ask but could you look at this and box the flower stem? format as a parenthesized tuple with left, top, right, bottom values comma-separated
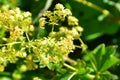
(90, 60, 97, 72)
(52, 24, 55, 32)
(63, 63, 76, 71)
(0, 42, 21, 46)
(75, 45, 82, 49)
(25, 32, 30, 42)
(64, 57, 77, 65)
(75, 0, 110, 16)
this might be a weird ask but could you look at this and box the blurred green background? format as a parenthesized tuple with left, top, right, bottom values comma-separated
(0, 0, 120, 79)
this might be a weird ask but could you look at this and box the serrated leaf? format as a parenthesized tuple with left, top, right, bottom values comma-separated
(99, 46, 119, 72)
(100, 56, 119, 72)
(85, 44, 119, 73)
(93, 44, 105, 71)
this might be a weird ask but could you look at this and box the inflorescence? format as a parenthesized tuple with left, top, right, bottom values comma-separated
(0, 3, 85, 72)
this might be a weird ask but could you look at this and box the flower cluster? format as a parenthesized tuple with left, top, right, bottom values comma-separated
(31, 37, 75, 69)
(49, 26, 83, 39)
(37, 3, 85, 69)
(0, 3, 85, 72)
(39, 3, 83, 40)
(0, 5, 34, 71)
(39, 3, 72, 28)
(0, 6, 34, 42)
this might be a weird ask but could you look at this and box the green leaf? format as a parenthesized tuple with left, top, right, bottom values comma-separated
(52, 71, 73, 80)
(100, 46, 119, 72)
(47, 62, 62, 70)
(98, 71, 111, 80)
(77, 68, 88, 75)
(100, 56, 119, 72)
(85, 32, 103, 40)
(84, 44, 119, 73)
(47, 62, 56, 70)
(71, 74, 93, 80)
(0, 77, 11, 80)
(92, 44, 105, 71)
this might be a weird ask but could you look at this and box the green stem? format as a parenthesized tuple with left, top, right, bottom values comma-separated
(90, 60, 97, 72)
(64, 57, 77, 65)
(0, 42, 21, 46)
(68, 72, 77, 80)
(75, 0, 110, 16)
(63, 63, 76, 71)
(51, 24, 55, 32)
(63, 63, 77, 80)
(75, 45, 82, 49)
(78, 38, 84, 44)
(78, 38, 88, 51)
(25, 32, 30, 42)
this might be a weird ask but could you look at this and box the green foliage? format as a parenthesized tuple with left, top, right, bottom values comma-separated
(84, 44, 119, 79)
(0, 0, 120, 80)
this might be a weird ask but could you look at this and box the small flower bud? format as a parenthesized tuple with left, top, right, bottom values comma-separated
(19, 65, 27, 72)
(17, 52, 27, 58)
(65, 9, 72, 16)
(54, 3, 64, 10)
(59, 27, 67, 32)
(49, 32, 56, 37)
(39, 17, 46, 28)
(23, 12, 31, 17)
(68, 16, 78, 26)
(75, 26, 83, 32)
(30, 25, 34, 31)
